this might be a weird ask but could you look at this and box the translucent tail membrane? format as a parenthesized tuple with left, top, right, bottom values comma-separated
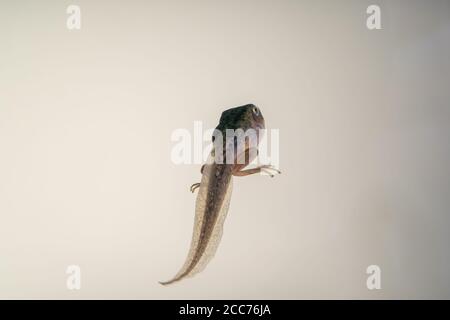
(160, 154, 233, 285)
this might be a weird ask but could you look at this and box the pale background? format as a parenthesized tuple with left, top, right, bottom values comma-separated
(1, 0, 449, 299)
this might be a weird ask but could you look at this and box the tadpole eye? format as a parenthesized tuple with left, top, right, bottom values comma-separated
(252, 106, 259, 116)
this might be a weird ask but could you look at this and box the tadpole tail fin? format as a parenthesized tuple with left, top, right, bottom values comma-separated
(159, 156, 233, 286)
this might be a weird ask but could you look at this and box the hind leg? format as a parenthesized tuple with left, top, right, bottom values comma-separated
(233, 148, 281, 177)
(190, 183, 200, 193)
(233, 165, 281, 178)
(189, 165, 206, 193)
